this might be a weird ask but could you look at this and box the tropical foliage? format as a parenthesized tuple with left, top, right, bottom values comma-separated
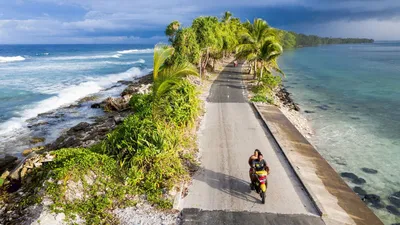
(276, 30, 374, 49)
(3, 11, 375, 224)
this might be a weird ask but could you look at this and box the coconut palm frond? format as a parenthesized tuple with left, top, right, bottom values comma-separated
(160, 61, 199, 78)
(153, 44, 174, 80)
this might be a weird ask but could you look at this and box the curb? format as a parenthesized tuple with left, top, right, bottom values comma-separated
(251, 102, 326, 218)
(173, 181, 185, 210)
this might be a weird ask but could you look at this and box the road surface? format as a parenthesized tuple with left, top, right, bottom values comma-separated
(179, 63, 324, 224)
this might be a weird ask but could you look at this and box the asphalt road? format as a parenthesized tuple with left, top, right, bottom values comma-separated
(179, 63, 324, 224)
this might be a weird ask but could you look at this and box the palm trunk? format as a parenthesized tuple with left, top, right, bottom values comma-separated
(257, 66, 263, 86)
(199, 56, 202, 79)
(253, 61, 257, 79)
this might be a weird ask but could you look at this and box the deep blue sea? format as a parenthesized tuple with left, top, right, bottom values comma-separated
(279, 42, 400, 224)
(0, 44, 153, 155)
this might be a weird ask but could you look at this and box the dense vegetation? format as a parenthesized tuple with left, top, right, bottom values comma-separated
(1, 11, 375, 224)
(276, 30, 374, 49)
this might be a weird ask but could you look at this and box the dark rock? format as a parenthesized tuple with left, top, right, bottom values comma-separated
(63, 103, 81, 109)
(48, 113, 130, 150)
(78, 95, 99, 104)
(362, 194, 381, 205)
(352, 105, 359, 109)
(317, 104, 330, 111)
(121, 85, 139, 96)
(353, 186, 367, 196)
(388, 191, 400, 208)
(309, 99, 320, 103)
(0, 155, 18, 174)
(37, 112, 53, 117)
(391, 223, 400, 225)
(27, 121, 49, 128)
(293, 103, 300, 111)
(91, 103, 102, 109)
(304, 110, 315, 114)
(275, 87, 300, 111)
(117, 80, 134, 85)
(370, 202, 385, 209)
(361, 168, 378, 174)
(71, 122, 90, 132)
(340, 172, 366, 185)
(113, 115, 124, 124)
(386, 205, 400, 216)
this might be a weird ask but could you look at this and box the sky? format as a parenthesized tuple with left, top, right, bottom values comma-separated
(0, 0, 399, 44)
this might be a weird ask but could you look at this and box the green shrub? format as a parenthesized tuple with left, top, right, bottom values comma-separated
(251, 94, 274, 104)
(251, 94, 267, 102)
(18, 148, 131, 224)
(129, 93, 153, 118)
(154, 80, 199, 127)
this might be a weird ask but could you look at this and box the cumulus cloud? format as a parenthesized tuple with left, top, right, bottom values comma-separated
(0, 0, 399, 43)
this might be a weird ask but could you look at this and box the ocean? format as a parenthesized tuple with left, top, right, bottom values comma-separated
(279, 42, 400, 224)
(1, 42, 399, 224)
(0, 44, 154, 157)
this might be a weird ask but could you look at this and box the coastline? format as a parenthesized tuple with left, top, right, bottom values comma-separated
(272, 86, 314, 139)
(0, 60, 218, 224)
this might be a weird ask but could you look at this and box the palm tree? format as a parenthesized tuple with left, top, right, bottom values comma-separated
(258, 38, 284, 81)
(222, 11, 232, 23)
(152, 44, 199, 97)
(236, 18, 283, 80)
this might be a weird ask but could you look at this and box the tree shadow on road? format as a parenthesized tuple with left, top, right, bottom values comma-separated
(192, 167, 261, 204)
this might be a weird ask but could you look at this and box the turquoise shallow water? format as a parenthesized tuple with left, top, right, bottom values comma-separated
(279, 42, 400, 224)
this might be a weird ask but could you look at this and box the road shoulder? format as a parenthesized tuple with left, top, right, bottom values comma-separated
(253, 103, 383, 225)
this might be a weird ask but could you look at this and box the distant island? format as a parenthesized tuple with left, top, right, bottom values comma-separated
(276, 30, 374, 49)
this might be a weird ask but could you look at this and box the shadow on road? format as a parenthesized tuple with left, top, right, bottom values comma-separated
(193, 167, 261, 204)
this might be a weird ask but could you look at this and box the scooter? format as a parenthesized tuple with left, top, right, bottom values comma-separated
(252, 170, 268, 204)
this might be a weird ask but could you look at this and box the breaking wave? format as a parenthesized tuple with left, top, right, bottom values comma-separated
(117, 49, 154, 54)
(0, 56, 26, 63)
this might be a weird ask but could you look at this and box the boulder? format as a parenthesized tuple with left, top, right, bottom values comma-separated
(22, 146, 45, 156)
(20, 167, 28, 179)
(362, 194, 381, 205)
(387, 205, 400, 216)
(0, 155, 18, 174)
(91, 103, 102, 109)
(30, 137, 45, 144)
(388, 191, 400, 208)
(361, 168, 378, 174)
(353, 186, 367, 196)
(340, 172, 366, 185)
(1, 170, 10, 179)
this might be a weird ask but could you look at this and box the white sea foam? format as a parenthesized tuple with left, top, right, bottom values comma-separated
(105, 59, 146, 65)
(117, 49, 154, 54)
(52, 54, 122, 60)
(0, 56, 26, 63)
(0, 66, 150, 138)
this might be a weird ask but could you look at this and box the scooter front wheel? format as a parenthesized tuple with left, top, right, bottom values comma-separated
(260, 192, 265, 204)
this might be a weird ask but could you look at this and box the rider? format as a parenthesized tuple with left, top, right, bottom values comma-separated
(250, 153, 270, 189)
(252, 153, 270, 173)
(248, 149, 261, 189)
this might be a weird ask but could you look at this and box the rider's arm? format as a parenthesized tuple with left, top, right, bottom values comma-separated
(263, 160, 270, 173)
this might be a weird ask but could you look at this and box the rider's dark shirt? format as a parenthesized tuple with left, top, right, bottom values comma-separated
(252, 159, 267, 171)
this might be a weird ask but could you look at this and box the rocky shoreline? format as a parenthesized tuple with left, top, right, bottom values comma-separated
(0, 74, 152, 186)
(0, 68, 210, 224)
(273, 86, 315, 139)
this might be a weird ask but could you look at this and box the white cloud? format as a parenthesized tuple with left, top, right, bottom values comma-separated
(0, 0, 399, 43)
(293, 19, 400, 40)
